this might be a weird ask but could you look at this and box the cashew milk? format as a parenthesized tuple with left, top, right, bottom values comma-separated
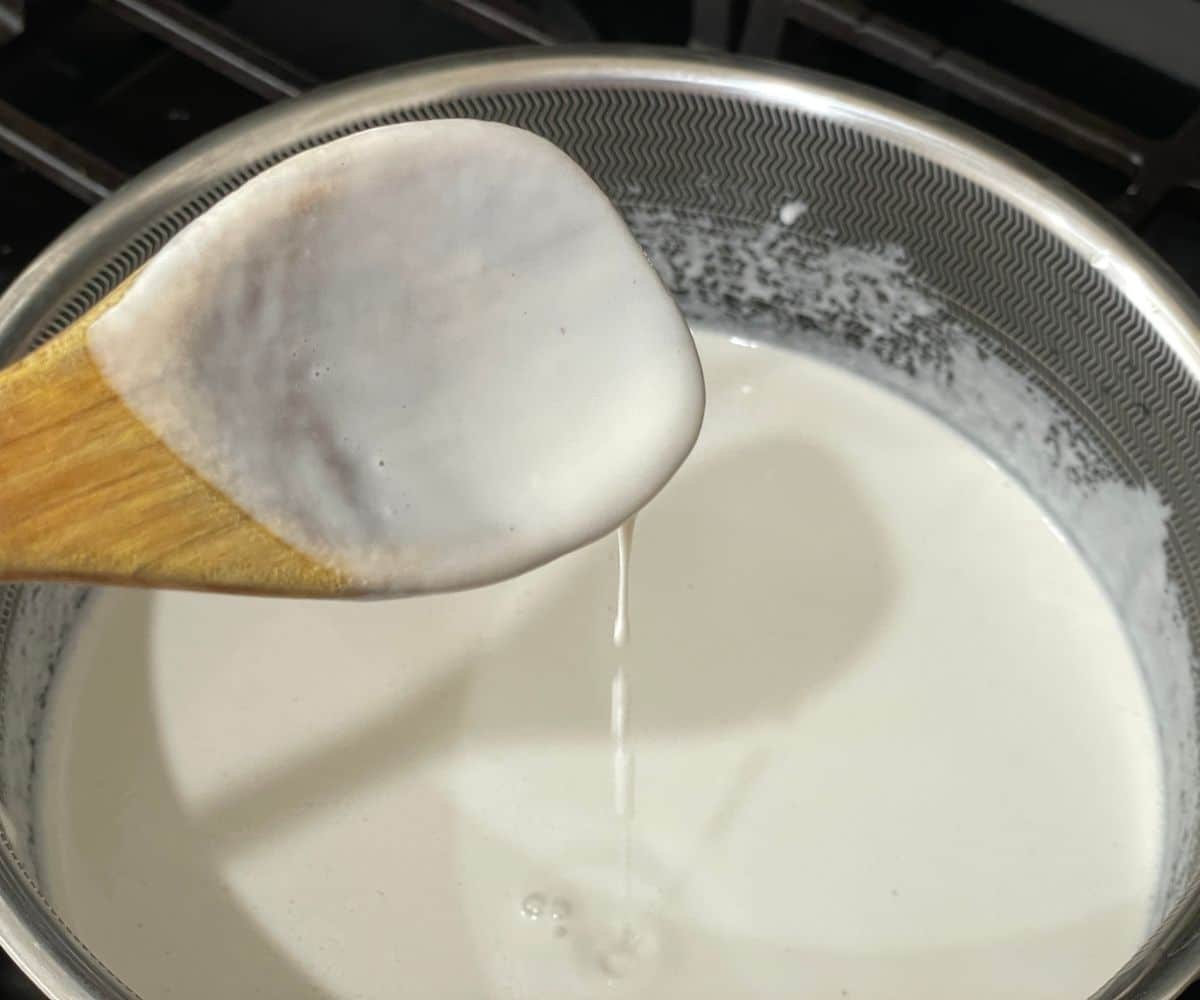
(36, 328, 1162, 999)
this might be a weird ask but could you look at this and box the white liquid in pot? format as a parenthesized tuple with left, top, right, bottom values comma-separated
(36, 328, 1163, 999)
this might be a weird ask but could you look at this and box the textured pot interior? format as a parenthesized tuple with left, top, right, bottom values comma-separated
(0, 48, 1199, 999)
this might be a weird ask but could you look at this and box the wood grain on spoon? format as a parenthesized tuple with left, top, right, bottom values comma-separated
(0, 283, 351, 597)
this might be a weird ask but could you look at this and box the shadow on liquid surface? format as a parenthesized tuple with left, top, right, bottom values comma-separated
(31, 424, 1151, 998)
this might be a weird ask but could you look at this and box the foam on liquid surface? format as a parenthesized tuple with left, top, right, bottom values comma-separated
(37, 329, 1162, 999)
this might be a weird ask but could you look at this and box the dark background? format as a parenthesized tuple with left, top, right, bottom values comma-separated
(0, 0, 1197, 995)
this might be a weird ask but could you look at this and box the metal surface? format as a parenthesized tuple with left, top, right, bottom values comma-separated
(94, 0, 317, 101)
(1112, 108, 1200, 226)
(740, 0, 1143, 174)
(1, 47, 1200, 999)
(0, 100, 126, 204)
(738, 0, 1200, 226)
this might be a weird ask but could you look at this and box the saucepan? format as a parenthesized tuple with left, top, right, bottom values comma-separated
(0, 47, 1198, 999)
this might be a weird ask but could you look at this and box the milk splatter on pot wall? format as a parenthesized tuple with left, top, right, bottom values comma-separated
(625, 207, 1195, 917)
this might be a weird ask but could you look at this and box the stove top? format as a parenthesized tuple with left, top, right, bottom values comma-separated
(0, 0, 1196, 996)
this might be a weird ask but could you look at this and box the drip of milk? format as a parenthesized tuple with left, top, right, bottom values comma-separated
(36, 328, 1163, 999)
(612, 519, 635, 850)
(85, 121, 704, 594)
(613, 518, 636, 650)
(608, 516, 642, 978)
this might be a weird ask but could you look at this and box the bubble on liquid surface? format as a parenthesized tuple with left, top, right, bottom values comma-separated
(577, 919, 660, 988)
(551, 897, 572, 921)
(598, 925, 658, 982)
(520, 892, 546, 920)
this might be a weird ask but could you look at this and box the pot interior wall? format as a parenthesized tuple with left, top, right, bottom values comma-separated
(0, 67, 1196, 997)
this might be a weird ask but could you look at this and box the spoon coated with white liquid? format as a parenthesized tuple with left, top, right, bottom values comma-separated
(0, 121, 705, 597)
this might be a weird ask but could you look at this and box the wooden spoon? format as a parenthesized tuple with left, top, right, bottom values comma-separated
(0, 122, 704, 599)
(0, 283, 349, 596)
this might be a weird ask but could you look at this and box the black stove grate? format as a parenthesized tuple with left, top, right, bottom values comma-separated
(732, 0, 1200, 222)
(695, 0, 1200, 290)
(2, 0, 1198, 289)
(0, 0, 621, 292)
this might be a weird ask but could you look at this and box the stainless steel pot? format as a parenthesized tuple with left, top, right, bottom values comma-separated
(0, 46, 1199, 999)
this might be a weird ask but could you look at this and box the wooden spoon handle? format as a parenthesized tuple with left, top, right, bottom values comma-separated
(0, 305, 351, 597)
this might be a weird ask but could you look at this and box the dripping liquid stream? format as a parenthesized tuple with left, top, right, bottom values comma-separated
(613, 515, 636, 934)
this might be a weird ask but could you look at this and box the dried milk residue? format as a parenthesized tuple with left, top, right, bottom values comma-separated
(625, 206, 1196, 915)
